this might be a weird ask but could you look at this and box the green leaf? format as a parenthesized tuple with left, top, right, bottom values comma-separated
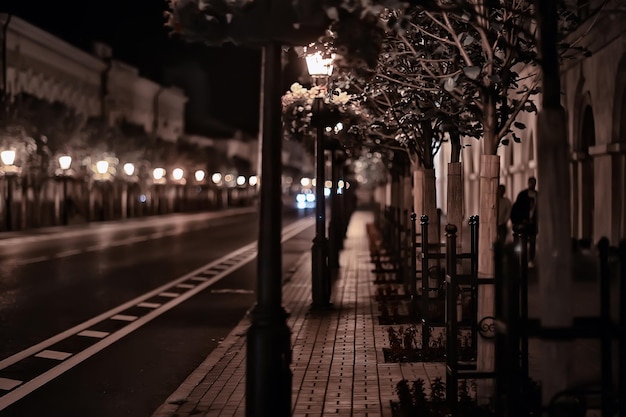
(462, 34, 475, 46)
(463, 66, 481, 80)
(443, 77, 456, 92)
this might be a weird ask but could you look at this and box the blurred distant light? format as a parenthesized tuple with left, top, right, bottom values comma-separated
(172, 167, 184, 181)
(312, 178, 317, 187)
(324, 187, 331, 197)
(211, 172, 222, 184)
(236, 175, 246, 186)
(324, 180, 332, 188)
(96, 160, 109, 175)
(249, 175, 258, 186)
(306, 193, 315, 202)
(153, 167, 166, 180)
(296, 193, 306, 203)
(139, 194, 147, 203)
(58, 155, 72, 170)
(123, 163, 135, 176)
(195, 169, 205, 182)
(300, 177, 311, 187)
(337, 179, 345, 189)
(224, 174, 234, 183)
(1, 149, 16, 166)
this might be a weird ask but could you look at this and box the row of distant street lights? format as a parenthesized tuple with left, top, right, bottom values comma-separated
(1, 148, 258, 230)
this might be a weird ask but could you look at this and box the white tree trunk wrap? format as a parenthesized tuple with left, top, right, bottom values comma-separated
(447, 162, 464, 250)
(476, 154, 499, 404)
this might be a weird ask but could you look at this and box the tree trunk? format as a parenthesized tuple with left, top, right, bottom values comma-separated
(413, 168, 424, 218)
(536, 107, 573, 403)
(423, 168, 439, 245)
(403, 171, 412, 214)
(447, 162, 463, 250)
(535, 0, 573, 403)
(476, 153, 500, 404)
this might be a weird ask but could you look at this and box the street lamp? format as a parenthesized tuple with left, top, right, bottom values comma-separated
(306, 47, 335, 308)
(194, 169, 206, 210)
(172, 167, 185, 212)
(121, 162, 136, 219)
(95, 160, 110, 221)
(194, 169, 205, 182)
(1, 149, 17, 231)
(58, 155, 72, 225)
(153, 167, 166, 215)
(211, 172, 222, 209)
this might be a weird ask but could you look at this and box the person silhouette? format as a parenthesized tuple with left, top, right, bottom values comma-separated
(497, 184, 512, 243)
(510, 177, 538, 267)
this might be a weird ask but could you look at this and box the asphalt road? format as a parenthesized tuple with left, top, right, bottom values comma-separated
(0, 205, 316, 416)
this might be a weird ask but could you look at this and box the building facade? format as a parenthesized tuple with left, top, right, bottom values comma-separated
(0, 14, 259, 230)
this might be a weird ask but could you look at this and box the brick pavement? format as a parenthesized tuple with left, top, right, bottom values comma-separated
(152, 210, 446, 417)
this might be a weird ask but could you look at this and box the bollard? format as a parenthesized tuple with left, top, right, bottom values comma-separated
(420, 215, 430, 352)
(445, 223, 459, 410)
(410, 213, 418, 318)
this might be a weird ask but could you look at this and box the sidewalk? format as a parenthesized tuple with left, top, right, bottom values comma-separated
(150, 209, 612, 417)
(152, 210, 446, 417)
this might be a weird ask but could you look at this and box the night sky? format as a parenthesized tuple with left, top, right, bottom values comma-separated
(3, 0, 265, 135)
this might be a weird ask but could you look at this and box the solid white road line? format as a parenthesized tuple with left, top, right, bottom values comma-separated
(0, 217, 314, 409)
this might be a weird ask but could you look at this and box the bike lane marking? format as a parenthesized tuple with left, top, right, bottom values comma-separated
(0, 216, 314, 410)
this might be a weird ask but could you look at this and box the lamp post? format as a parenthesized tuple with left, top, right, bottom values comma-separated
(152, 167, 166, 215)
(95, 160, 110, 221)
(306, 49, 334, 308)
(58, 155, 72, 225)
(1, 149, 17, 231)
(122, 162, 136, 219)
(327, 137, 343, 269)
(172, 167, 185, 212)
(194, 169, 206, 210)
(211, 172, 222, 209)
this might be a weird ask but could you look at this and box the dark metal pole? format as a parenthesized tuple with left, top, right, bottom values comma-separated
(311, 95, 330, 308)
(61, 176, 68, 226)
(328, 146, 340, 269)
(5, 175, 13, 231)
(246, 41, 291, 417)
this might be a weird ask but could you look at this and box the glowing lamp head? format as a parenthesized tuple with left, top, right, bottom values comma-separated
(123, 163, 135, 176)
(1, 149, 16, 166)
(172, 168, 184, 181)
(305, 52, 335, 77)
(153, 167, 166, 180)
(211, 173, 222, 184)
(195, 170, 205, 182)
(96, 160, 109, 175)
(58, 155, 72, 170)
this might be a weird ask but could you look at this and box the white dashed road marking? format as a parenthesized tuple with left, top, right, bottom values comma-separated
(0, 217, 314, 409)
(77, 330, 109, 339)
(35, 350, 72, 361)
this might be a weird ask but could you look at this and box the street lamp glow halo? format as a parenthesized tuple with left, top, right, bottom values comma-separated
(123, 163, 135, 176)
(59, 155, 72, 170)
(1, 149, 16, 166)
(305, 52, 335, 77)
(96, 160, 109, 175)
(195, 169, 205, 182)
(153, 167, 166, 180)
(172, 167, 184, 181)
